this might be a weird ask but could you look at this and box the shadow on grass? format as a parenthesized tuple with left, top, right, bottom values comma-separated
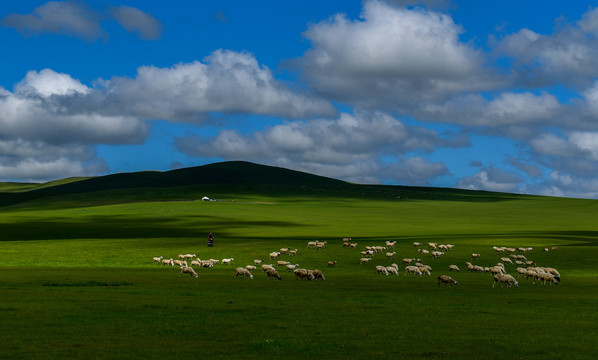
(0, 214, 310, 241)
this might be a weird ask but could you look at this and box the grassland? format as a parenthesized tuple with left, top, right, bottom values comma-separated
(0, 162, 597, 359)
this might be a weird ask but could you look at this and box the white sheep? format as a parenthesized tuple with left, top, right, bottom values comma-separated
(245, 265, 257, 272)
(266, 268, 281, 280)
(360, 258, 372, 264)
(349, 243, 358, 248)
(234, 267, 254, 279)
(437, 275, 458, 286)
(386, 266, 399, 275)
(386, 251, 396, 259)
(313, 269, 325, 281)
(179, 266, 198, 278)
(261, 264, 275, 272)
(418, 267, 431, 276)
(537, 272, 559, 285)
(376, 265, 389, 275)
(307, 241, 318, 248)
(277, 260, 290, 267)
(162, 258, 174, 266)
(254, 259, 264, 265)
(413, 242, 422, 248)
(449, 264, 460, 272)
(288, 249, 298, 256)
(385, 240, 396, 248)
(402, 258, 414, 265)
(286, 264, 300, 272)
(191, 260, 202, 267)
(405, 265, 422, 276)
(153, 256, 163, 264)
(471, 253, 481, 260)
(327, 261, 337, 267)
(493, 274, 518, 288)
(269, 252, 281, 260)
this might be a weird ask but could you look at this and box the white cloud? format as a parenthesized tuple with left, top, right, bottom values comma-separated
(104, 49, 336, 120)
(175, 111, 458, 184)
(111, 5, 163, 40)
(457, 167, 521, 193)
(298, 0, 488, 109)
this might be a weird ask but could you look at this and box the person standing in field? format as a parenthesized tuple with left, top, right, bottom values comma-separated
(207, 232, 214, 247)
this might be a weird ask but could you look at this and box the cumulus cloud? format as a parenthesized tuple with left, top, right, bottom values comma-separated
(298, 0, 489, 110)
(457, 166, 522, 193)
(1, 1, 101, 39)
(110, 5, 163, 40)
(0, 69, 146, 182)
(494, 8, 598, 88)
(103, 49, 336, 121)
(175, 111, 458, 184)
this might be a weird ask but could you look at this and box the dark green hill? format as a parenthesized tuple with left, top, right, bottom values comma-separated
(0, 161, 525, 207)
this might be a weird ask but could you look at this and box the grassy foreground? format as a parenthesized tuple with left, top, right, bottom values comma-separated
(0, 165, 597, 359)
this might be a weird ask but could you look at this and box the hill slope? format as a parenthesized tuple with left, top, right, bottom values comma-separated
(0, 161, 525, 207)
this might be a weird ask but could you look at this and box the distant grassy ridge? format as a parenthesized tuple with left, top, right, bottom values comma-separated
(0, 161, 527, 208)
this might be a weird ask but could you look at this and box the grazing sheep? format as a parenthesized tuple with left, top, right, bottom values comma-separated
(449, 264, 460, 272)
(327, 261, 337, 267)
(418, 249, 430, 255)
(173, 260, 187, 267)
(178, 254, 186, 260)
(161, 258, 174, 266)
(402, 258, 414, 265)
(179, 266, 198, 278)
(316, 241, 327, 250)
(261, 264, 275, 272)
(221, 258, 234, 265)
(277, 260, 290, 267)
(418, 267, 431, 276)
(360, 258, 372, 264)
(234, 267, 254, 279)
(493, 274, 518, 288)
(294, 268, 308, 280)
(516, 267, 528, 277)
(266, 268, 282, 280)
(500, 257, 514, 264)
(543, 248, 549, 252)
(385, 240, 396, 248)
(428, 242, 438, 250)
(286, 264, 300, 272)
(245, 265, 256, 272)
(280, 248, 290, 254)
(269, 252, 281, 260)
(183, 254, 196, 260)
(413, 242, 422, 248)
(153, 256, 163, 264)
(431, 251, 444, 259)
(438, 275, 458, 286)
(488, 266, 506, 276)
(191, 260, 202, 267)
(313, 269, 325, 281)
(541, 267, 561, 280)
(254, 259, 264, 265)
(307, 241, 318, 248)
(471, 253, 481, 260)
(386, 266, 399, 275)
(386, 252, 396, 259)
(405, 265, 422, 276)
(288, 249, 298, 256)
(345, 242, 356, 248)
(376, 265, 389, 275)
(537, 272, 559, 285)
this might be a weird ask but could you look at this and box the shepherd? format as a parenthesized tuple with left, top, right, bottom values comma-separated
(207, 232, 214, 247)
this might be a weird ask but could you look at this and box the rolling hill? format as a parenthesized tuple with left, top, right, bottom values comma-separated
(0, 160, 525, 207)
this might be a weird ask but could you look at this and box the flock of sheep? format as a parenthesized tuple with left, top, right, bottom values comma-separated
(151, 238, 561, 288)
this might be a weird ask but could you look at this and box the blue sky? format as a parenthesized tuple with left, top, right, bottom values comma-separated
(2, 1, 598, 198)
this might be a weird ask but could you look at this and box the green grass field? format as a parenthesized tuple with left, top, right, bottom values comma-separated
(0, 162, 597, 359)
